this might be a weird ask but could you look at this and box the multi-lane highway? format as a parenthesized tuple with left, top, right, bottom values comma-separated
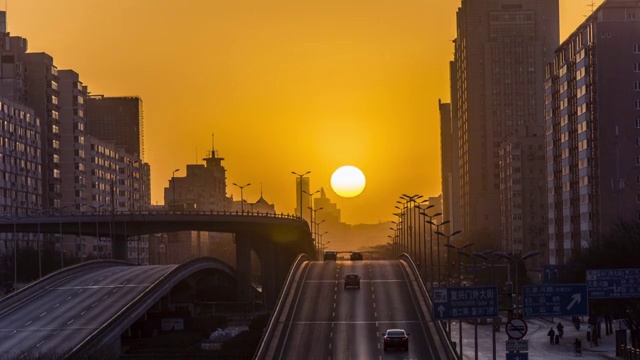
(275, 260, 439, 360)
(0, 264, 176, 359)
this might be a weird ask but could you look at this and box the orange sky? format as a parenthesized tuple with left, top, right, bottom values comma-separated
(9, 0, 602, 224)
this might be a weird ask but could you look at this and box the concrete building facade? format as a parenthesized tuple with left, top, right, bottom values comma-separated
(544, 0, 640, 264)
(449, 0, 559, 251)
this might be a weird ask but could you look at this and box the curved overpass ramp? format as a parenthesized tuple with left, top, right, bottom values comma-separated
(0, 258, 236, 359)
(255, 256, 456, 360)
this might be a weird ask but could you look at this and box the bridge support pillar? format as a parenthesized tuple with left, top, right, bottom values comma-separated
(113, 235, 128, 261)
(235, 233, 253, 303)
(260, 247, 277, 309)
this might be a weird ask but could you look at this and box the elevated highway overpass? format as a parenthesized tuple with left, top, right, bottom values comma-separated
(0, 258, 238, 359)
(0, 211, 315, 307)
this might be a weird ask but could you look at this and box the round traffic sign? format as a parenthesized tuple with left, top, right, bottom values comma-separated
(505, 318, 528, 340)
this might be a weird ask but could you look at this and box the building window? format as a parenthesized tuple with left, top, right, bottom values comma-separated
(637, 194, 640, 203)
(636, 100, 640, 109)
(637, 118, 640, 128)
(635, 63, 640, 72)
(636, 81, 640, 91)
(635, 44, 640, 53)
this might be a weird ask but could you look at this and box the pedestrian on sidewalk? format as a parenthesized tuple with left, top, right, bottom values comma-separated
(547, 327, 556, 344)
(557, 322, 565, 339)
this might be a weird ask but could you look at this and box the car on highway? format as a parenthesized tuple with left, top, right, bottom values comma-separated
(383, 328, 409, 351)
(350, 251, 363, 260)
(343, 274, 360, 289)
(323, 250, 337, 261)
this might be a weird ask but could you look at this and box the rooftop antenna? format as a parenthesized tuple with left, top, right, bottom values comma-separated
(211, 133, 216, 157)
(195, 147, 198, 164)
(260, 182, 263, 198)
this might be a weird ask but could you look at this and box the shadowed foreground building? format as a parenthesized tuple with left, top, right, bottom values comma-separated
(545, 0, 640, 264)
(447, 0, 558, 253)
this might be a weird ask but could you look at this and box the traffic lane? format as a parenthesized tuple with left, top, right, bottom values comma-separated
(372, 260, 435, 359)
(332, 260, 378, 360)
(37, 265, 174, 354)
(277, 261, 336, 359)
(0, 266, 136, 354)
(0, 265, 174, 356)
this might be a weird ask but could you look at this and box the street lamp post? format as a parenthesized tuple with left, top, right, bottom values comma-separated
(291, 171, 311, 218)
(232, 182, 251, 213)
(303, 189, 319, 221)
(472, 251, 499, 360)
(495, 251, 541, 319)
(435, 229, 462, 287)
(172, 168, 180, 211)
(399, 194, 423, 261)
(308, 206, 323, 243)
(421, 209, 441, 288)
(444, 242, 474, 359)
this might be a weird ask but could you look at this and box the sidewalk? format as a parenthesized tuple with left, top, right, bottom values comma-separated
(448, 316, 620, 359)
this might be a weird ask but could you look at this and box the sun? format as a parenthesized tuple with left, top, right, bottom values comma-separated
(330, 165, 366, 198)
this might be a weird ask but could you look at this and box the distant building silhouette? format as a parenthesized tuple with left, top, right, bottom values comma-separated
(294, 176, 310, 221)
(163, 146, 234, 264)
(544, 0, 640, 264)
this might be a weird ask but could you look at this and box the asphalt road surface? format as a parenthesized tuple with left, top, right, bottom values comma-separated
(0, 264, 176, 359)
(276, 260, 437, 360)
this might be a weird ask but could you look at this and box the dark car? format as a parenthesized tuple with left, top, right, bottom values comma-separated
(350, 251, 363, 261)
(383, 329, 409, 351)
(323, 250, 337, 261)
(344, 274, 360, 289)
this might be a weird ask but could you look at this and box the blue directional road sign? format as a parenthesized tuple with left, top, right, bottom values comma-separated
(522, 284, 588, 317)
(432, 286, 498, 320)
(587, 269, 640, 299)
(506, 352, 529, 360)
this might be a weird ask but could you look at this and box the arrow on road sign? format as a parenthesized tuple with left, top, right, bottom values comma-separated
(567, 293, 581, 310)
(438, 305, 445, 317)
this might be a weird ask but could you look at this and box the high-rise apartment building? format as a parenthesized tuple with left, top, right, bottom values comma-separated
(545, 0, 640, 265)
(498, 125, 548, 270)
(439, 98, 458, 236)
(448, 0, 558, 250)
(86, 96, 144, 160)
(58, 70, 88, 210)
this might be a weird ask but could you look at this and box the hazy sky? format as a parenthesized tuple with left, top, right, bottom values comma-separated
(9, 0, 602, 224)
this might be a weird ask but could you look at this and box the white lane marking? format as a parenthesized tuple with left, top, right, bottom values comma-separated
(112, 288, 118, 293)
(78, 289, 83, 293)
(98, 277, 104, 280)
(373, 303, 376, 308)
(91, 303, 97, 307)
(292, 320, 422, 324)
(329, 343, 332, 350)
(376, 321, 379, 327)
(66, 296, 72, 300)
(102, 295, 109, 300)
(24, 321, 32, 326)
(80, 311, 86, 316)
(374, 312, 378, 318)
(330, 331, 333, 338)
(89, 282, 94, 286)
(53, 329, 60, 334)
(36, 340, 44, 347)
(333, 303, 336, 308)
(332, 312, 335, 318)
(51, 284, 150, 289)
(40, 312, 46, 317)
(54, 304, 59, 308)
(10, 330, 16, 335)
(372, 294, 375, 299)
(334, 294, 336, 299)
(67, 319, 74, 325)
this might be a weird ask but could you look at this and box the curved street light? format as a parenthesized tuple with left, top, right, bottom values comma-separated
(494, 251, 541, 319)
(232, 182, 251, 213)
(443, 241, 474, 358)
